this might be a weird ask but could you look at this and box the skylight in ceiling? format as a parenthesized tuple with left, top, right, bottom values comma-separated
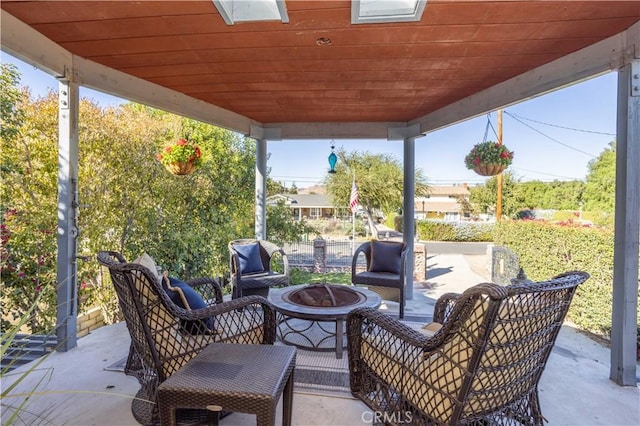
(213, 0, 289, 25)
(352, 0, 426, 24)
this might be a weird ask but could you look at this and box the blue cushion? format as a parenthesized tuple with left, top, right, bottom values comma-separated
(234, 242, 264, 274)
(163, 276, 214, 334)
(369, 240, 403, 274)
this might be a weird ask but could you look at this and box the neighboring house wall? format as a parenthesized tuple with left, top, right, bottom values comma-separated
(272, 185, 471, 222)
(268, 194, 348, 220)
(415, 184, 471, 221)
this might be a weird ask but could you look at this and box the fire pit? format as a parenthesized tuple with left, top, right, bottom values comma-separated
(269, 284, 381, 359)
(283, 284, 363, 308)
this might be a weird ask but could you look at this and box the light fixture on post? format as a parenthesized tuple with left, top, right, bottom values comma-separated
(328, 141, 337, 174)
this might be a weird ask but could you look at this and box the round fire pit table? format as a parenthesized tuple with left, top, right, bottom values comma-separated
(268, 284, 381, 359)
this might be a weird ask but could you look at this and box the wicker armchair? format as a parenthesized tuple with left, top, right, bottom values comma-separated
(351, 240, 408, 318)
(229, 239, 290, 299)
(347, 271, 590, 425)
(97, 251, 276, 425)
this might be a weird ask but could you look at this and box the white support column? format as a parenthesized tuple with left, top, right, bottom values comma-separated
(403, 135, 416, 301)
(610, 59, 640, 386)
(56, 78, 79, 351)
(390, 123, 422, 302)
(250, 126, 281, 240)
(255, 138, 267, 240)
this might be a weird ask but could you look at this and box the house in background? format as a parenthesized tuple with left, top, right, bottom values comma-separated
(415, 184, 471, 221)
(267, 194, 348, 220)
(272, 184, 472, 223)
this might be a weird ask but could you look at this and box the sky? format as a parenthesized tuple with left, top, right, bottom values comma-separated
(3, 52, 618, 189)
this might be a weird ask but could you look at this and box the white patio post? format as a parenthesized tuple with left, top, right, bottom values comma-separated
(390, 124, 422, 301)
(255, 137, 267, 240)
(250, 126, 281, 240)
(610, 58, 640, 386)
(56, 78, 79, 351)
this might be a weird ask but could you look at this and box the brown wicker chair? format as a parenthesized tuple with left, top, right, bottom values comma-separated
(347, 270, 590, 425)
(229, 239, 290, 299)
(351, 240, 408, 318)
(97, 251, 276, 425)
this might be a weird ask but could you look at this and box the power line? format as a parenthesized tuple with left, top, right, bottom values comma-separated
(503, 111, 598, 158)
(511, 166, 583, 181)
(505, 112, 615, 136)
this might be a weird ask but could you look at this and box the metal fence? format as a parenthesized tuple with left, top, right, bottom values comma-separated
(284, 238, 359, 269)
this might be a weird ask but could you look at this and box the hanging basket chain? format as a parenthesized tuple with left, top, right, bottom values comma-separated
(464, 113, 513, 176)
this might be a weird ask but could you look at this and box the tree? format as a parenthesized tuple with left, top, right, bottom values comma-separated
(266, 201, 317, 246)
(325, 149, 429, 238)
(582, 141, 615, 212)
(289, 182, 298, 194)
(0, 63, 25, 142)
(1, 90, 60, 332)
(1, 82, 262, 330)
(517, 180, 584, 210)
(267, 178, 287, 197)
(469, 171, 524, 217)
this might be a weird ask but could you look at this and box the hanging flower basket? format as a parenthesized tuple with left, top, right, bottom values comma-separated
(157, 138, 202, 176)
(473, 163, 506, 176)
(164, 160, 197, 176)
(464, 141, 513, 177)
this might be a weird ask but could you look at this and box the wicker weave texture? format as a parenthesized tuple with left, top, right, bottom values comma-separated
(347, 271, 589, 426)
(158, 343, 296, 426)
(97, 251, 277, 425)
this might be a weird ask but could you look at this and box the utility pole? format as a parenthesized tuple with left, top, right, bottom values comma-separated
(496, 109, 503, 221)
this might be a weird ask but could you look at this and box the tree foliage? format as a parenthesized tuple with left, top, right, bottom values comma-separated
(582, 141, 616, 212)
(469, 173, 587, 218)
(324, 148, 429, 237)
(469, 171, 524, 217)
(517, 180, 585, 210)
(266, 201, 317, 246)
(0, 63, 25, 142)
(1, 89, 58, 332)
(1, 70, 306, 331)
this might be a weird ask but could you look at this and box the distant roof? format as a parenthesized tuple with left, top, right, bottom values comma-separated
(428, 185, 470, 196)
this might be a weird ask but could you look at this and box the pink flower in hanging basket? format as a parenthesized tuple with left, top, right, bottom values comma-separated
(157, 138, 204, 175)
(464, 141, 514, 170)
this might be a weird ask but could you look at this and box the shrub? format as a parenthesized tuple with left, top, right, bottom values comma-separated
(493, 220, 638, 344)
(417, 220, 494, 242)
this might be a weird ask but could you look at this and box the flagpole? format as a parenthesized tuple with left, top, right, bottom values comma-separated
(352, 208, 356, 255)
(349, 176, 358, 255)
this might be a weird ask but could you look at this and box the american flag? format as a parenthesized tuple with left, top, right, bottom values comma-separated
(349, 179, 359, 214)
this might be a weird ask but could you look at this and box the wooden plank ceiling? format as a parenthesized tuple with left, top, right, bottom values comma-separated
(2, 0, 639, 124)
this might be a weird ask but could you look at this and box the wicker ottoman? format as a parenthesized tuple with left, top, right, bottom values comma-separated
(158, 343, 296, 426)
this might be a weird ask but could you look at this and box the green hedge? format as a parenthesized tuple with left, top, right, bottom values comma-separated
(417, 220, 494, 242)
(493, 221, 639, 343)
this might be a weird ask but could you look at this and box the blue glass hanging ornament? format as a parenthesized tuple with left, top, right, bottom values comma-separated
(328, 142, 337, 173)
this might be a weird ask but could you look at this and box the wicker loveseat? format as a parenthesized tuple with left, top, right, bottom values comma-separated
(97, 251, 277, 425)
(347, 271, 590, 425)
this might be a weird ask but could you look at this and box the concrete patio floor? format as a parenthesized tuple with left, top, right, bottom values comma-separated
(2, 252, 638, 425)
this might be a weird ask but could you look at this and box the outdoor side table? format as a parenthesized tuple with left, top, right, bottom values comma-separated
(157, 343, 296, 426)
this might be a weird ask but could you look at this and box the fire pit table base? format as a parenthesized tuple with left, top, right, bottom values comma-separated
(269, 285, 382, 359)
(277, 315, 347, 357)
